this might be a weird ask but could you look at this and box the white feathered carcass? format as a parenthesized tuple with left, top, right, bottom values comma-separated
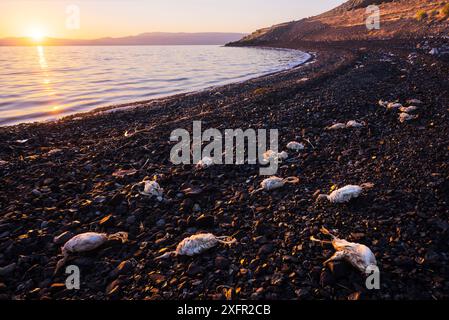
(327, 121, 365, 130)
(317, 183, 374, 204)
(55, 232, 128, 274)
(263, 150, 288, 162)
(387, 102, 403, 110)
(311, 227, 377, 274)
(251, 176, 300, 195)
(345, 120, 365, 128)
(399, 112, 419, 123)
(326, 123, 346, 130)
(196, 156, 214, 169)
(156, 233, 236, 259)
(399, 106, 418, 113)
(132, 180, 164, 201)
(286, 141, 305, 151)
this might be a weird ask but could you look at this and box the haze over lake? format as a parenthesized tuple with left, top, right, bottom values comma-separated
(0, 45, 309, 126)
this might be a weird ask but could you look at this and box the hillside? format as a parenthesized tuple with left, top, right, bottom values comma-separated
(229, 0, 449, 46)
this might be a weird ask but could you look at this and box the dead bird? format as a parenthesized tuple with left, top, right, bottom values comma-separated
(46, 148, 63, 156)
(251, 176, 300, 195)
(399, 112, 419, 123)
(196, 156, 214, 169)
(286, 141, 305, 151)
(311, 227, 377, 274)
(407, 99, 422, 105)
(317, 183, 374, 204)
(399, 106, 418, 113)
(263, 150, 288, 162)
(326, 123, 346, 130)
(155, 233, 236, 259)
(327, 121, 364, 130)
(55, 232, 128, 274)
(386, 102, 402, 110)
(142, 180, 163, 197)
(345, 120, 365, 128)
(132, 179, 164, 200)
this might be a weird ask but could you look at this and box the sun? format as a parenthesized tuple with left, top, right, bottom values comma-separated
(29, 29, 46, 43)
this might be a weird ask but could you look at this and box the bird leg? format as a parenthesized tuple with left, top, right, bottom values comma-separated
(310, 236, 333, 245)
(53, 252, 68, 276)
(323, 251, 346, 266)
(216, 236, 237, 245)
(155, 251, 176, 260)
(320, 227, 337, 240)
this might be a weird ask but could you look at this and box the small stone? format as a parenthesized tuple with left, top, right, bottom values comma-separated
(149, 273, 166, 285)
(195, 215, 215, 228)
(53, 231, 74, 245)
(126, 215, 136, 225)
(156, 219, 166, 227)
(215, 256, 230, 269)
(0, 263, 16, 276)
(31, 189, 42, 196)
(186, 263, 203, 276)
(258, 244, 274, 256)
(254, 221, 272, 236)
(106, 280, 120, 295)
(109, 260, 133, 278)
(43, 178, 54, 185)
(99, 214, 114, 226)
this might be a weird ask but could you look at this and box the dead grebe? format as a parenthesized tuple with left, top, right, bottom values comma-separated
(311, 227, 377, 274)
(155, 233, 236, 259)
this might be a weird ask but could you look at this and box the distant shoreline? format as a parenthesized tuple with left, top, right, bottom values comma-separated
(0, 32, 248, 47)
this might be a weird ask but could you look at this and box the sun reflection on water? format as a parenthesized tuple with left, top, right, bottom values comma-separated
(36, 45, 61, 114)
(37, 46, 48, 69)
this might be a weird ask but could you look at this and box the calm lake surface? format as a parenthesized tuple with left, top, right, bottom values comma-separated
(0, 45, 310, 126)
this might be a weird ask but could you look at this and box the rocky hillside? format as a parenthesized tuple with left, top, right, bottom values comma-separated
(229, 0, 449, 46)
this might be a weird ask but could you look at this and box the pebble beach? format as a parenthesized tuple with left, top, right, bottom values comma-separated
(0, 39, 448, 300)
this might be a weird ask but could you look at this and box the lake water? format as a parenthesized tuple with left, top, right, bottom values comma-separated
(0, 45, 310, 126)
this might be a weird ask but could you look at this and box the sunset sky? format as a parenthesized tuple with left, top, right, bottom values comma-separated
(0, 0, 346, 39)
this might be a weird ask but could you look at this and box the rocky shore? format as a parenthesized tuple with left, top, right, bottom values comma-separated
(0, 39, 448, 300)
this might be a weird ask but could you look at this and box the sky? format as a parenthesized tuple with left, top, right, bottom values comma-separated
(0, 0, 347, 39)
